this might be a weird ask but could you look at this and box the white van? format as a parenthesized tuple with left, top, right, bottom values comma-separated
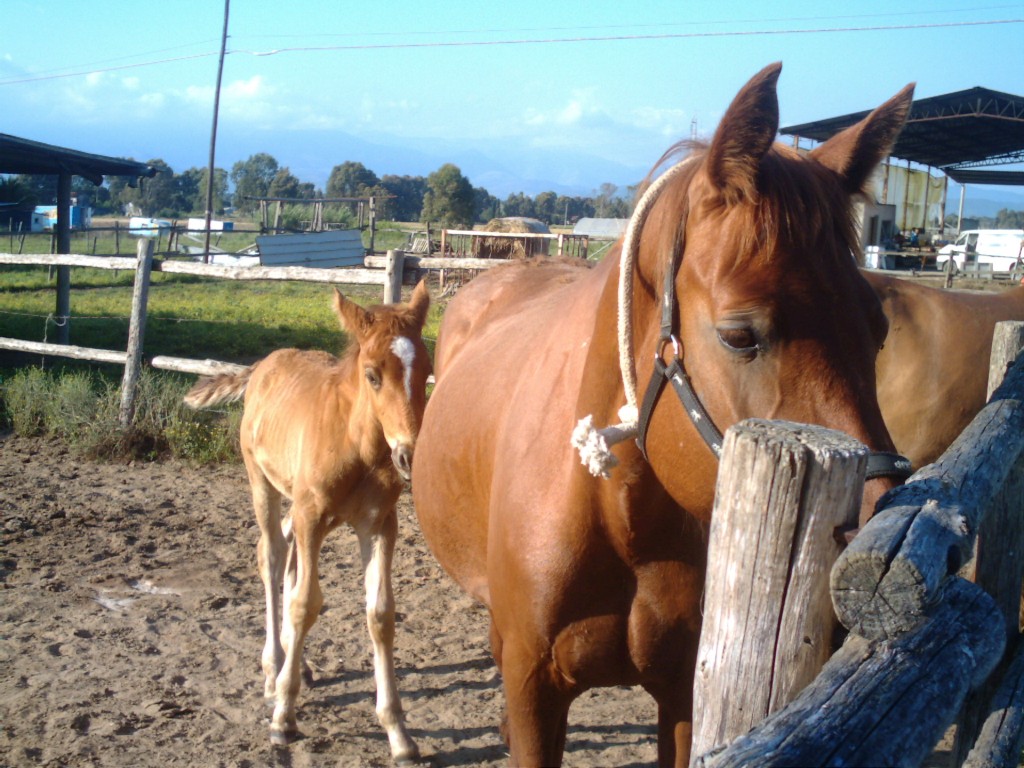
(936, 229, 1024, 272)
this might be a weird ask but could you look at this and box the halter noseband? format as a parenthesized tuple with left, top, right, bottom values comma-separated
(626, 163, 912, 484)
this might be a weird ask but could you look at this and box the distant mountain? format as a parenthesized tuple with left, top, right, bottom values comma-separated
(946, 183, 1024, 218)
(45, 121, 1024, 210)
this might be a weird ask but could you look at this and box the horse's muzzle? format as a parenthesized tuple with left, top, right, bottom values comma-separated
(392, 444, 414, 482)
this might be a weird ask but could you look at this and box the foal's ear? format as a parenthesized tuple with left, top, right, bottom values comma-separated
(407, 279, 430, 328)
(810, 83, 915, 194)
(705, 62, 782, 201)
(333, 288, 373, 337)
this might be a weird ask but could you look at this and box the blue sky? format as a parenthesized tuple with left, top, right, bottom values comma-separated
(2, 1, 1023, 206)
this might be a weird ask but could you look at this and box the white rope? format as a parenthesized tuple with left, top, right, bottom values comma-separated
(572, 156, 696, 477)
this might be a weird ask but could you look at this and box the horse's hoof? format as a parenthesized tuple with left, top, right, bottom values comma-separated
(269, 726, 297, 746)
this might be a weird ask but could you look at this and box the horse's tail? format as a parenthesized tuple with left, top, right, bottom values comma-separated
(183, 365, 254, 409)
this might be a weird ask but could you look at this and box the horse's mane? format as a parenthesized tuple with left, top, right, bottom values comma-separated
(637, 140, 861, 272)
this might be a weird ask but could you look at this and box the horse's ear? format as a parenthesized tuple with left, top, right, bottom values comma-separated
(705, 62, 782, 201)
(810, 83, 915, 194)
(333, 288, 373, 338)
(407, 279, 430, 328)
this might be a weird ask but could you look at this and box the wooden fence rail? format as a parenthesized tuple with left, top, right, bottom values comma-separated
(0, 247, 509, 420)
(693, 321, 1024, 767)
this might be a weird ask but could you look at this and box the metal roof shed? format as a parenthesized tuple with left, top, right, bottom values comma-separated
(0, 133, 155, 344)
(780, 87, 1024, 227)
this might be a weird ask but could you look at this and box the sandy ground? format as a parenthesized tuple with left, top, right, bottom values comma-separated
(0, 434, 658, 768)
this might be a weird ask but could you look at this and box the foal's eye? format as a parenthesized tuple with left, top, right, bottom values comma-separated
(716, 326, 760, 354)
(365, 368, 382, 390)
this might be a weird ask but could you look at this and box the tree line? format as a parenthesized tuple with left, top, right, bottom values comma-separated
(1, 152, 636, 229)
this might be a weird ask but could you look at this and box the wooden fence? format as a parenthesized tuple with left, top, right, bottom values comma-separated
(439, 229, 590, 259)
(0, 245, 522, 424)
(692, 320, 1024, 767)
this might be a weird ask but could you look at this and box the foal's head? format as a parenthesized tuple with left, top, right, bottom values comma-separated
(334, 280, 432, 480)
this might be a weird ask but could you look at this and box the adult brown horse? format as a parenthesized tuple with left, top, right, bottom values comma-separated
(412, 64, 914, 767)
(185, 282, 430, 764)
(867, 271, 1024, 468)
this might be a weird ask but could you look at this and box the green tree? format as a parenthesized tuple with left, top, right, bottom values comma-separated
(327, 161, 379, 199)
(534, 191, 558, 224)
(474, 187, 500, 222)
(113, 159, 178, 217)
(176, 167, 228, 215)
(231, 153, 279, 212)
(380, 174, 426, 222)
(420, 164, 474, 227)
(502, 192, 534, 219)
(995, 208, 1024, 229)
(268, 168, 302, 200)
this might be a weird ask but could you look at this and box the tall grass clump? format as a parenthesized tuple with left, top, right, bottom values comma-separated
(0, 366, 241, 464)
(2, 367, 50, 437)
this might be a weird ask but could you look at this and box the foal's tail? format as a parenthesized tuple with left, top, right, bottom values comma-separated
(183, 365, 254, 409)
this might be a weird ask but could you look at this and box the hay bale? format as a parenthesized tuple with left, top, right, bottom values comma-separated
(474, 217, 551, 259)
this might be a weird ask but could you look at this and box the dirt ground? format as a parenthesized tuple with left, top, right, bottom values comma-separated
(0, 434, 658, 768)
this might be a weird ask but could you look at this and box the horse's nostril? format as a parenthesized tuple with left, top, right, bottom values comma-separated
(392, 445, 413, 480)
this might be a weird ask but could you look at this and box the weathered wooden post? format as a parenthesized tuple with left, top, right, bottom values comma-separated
(368, 195, 376, 253)
(691, 419, 867, 762)
(383, 249, 405, 304)
(956, 320, 1024, 763)
(118, 238, 154, 427)
(54, 172, 73, 345)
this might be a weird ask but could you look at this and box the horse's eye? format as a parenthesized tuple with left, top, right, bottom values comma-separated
(717, 326, 759, 354)
(365, 368, 382, 390)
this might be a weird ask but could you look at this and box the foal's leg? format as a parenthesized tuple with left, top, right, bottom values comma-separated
(270, 506, 326, 745)
(356, 506, 419, 764)
(248, 469, 287, 700)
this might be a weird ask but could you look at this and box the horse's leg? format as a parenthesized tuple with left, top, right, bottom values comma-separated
(269, 507, 325, 745)
(356, 506, 419, 764)
(642, 656, 695, 768)
(655, 704, 692, 768)
(498, 637, 572, 766)
(279, 520, 315, 688)
(249, 468, 286, 701)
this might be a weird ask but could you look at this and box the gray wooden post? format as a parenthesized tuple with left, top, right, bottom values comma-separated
(118, 238, 155, 427)
(383, 249, 405, 304)
(691, 419, 867, 761)
(956, 320, 1024, 763)
(368, 196, 376, 253)
(54, 172, 73, 345)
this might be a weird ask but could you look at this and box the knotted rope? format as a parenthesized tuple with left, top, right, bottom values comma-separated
(571, 158, 695, 477)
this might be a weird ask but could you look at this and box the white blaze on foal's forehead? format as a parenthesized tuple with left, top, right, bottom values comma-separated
(390, 336, 416, 398)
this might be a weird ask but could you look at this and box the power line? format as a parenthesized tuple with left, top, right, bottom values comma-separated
(1, 18, 1021, 86)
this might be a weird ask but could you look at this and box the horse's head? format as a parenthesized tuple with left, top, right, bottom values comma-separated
(333, 279, 432, 481)
(635, 63, 913, 523)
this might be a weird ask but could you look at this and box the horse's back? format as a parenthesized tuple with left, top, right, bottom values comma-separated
(866, 271, 1024, 467)
(414, 257, 606, 604)
(434, 258, 594, 377)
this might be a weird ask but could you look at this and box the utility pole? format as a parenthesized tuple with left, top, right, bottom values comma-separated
(203, 0, 230, 263)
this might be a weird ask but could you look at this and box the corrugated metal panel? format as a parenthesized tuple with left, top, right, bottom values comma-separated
(256, 229, 365, 268)
(573, 218, 629, 239)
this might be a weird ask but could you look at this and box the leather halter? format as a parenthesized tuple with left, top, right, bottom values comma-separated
(632, 200, 913, 484)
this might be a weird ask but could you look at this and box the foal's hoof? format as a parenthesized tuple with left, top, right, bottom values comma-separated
(269, 726, 298, 746)
(394, 750, 430, 768)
